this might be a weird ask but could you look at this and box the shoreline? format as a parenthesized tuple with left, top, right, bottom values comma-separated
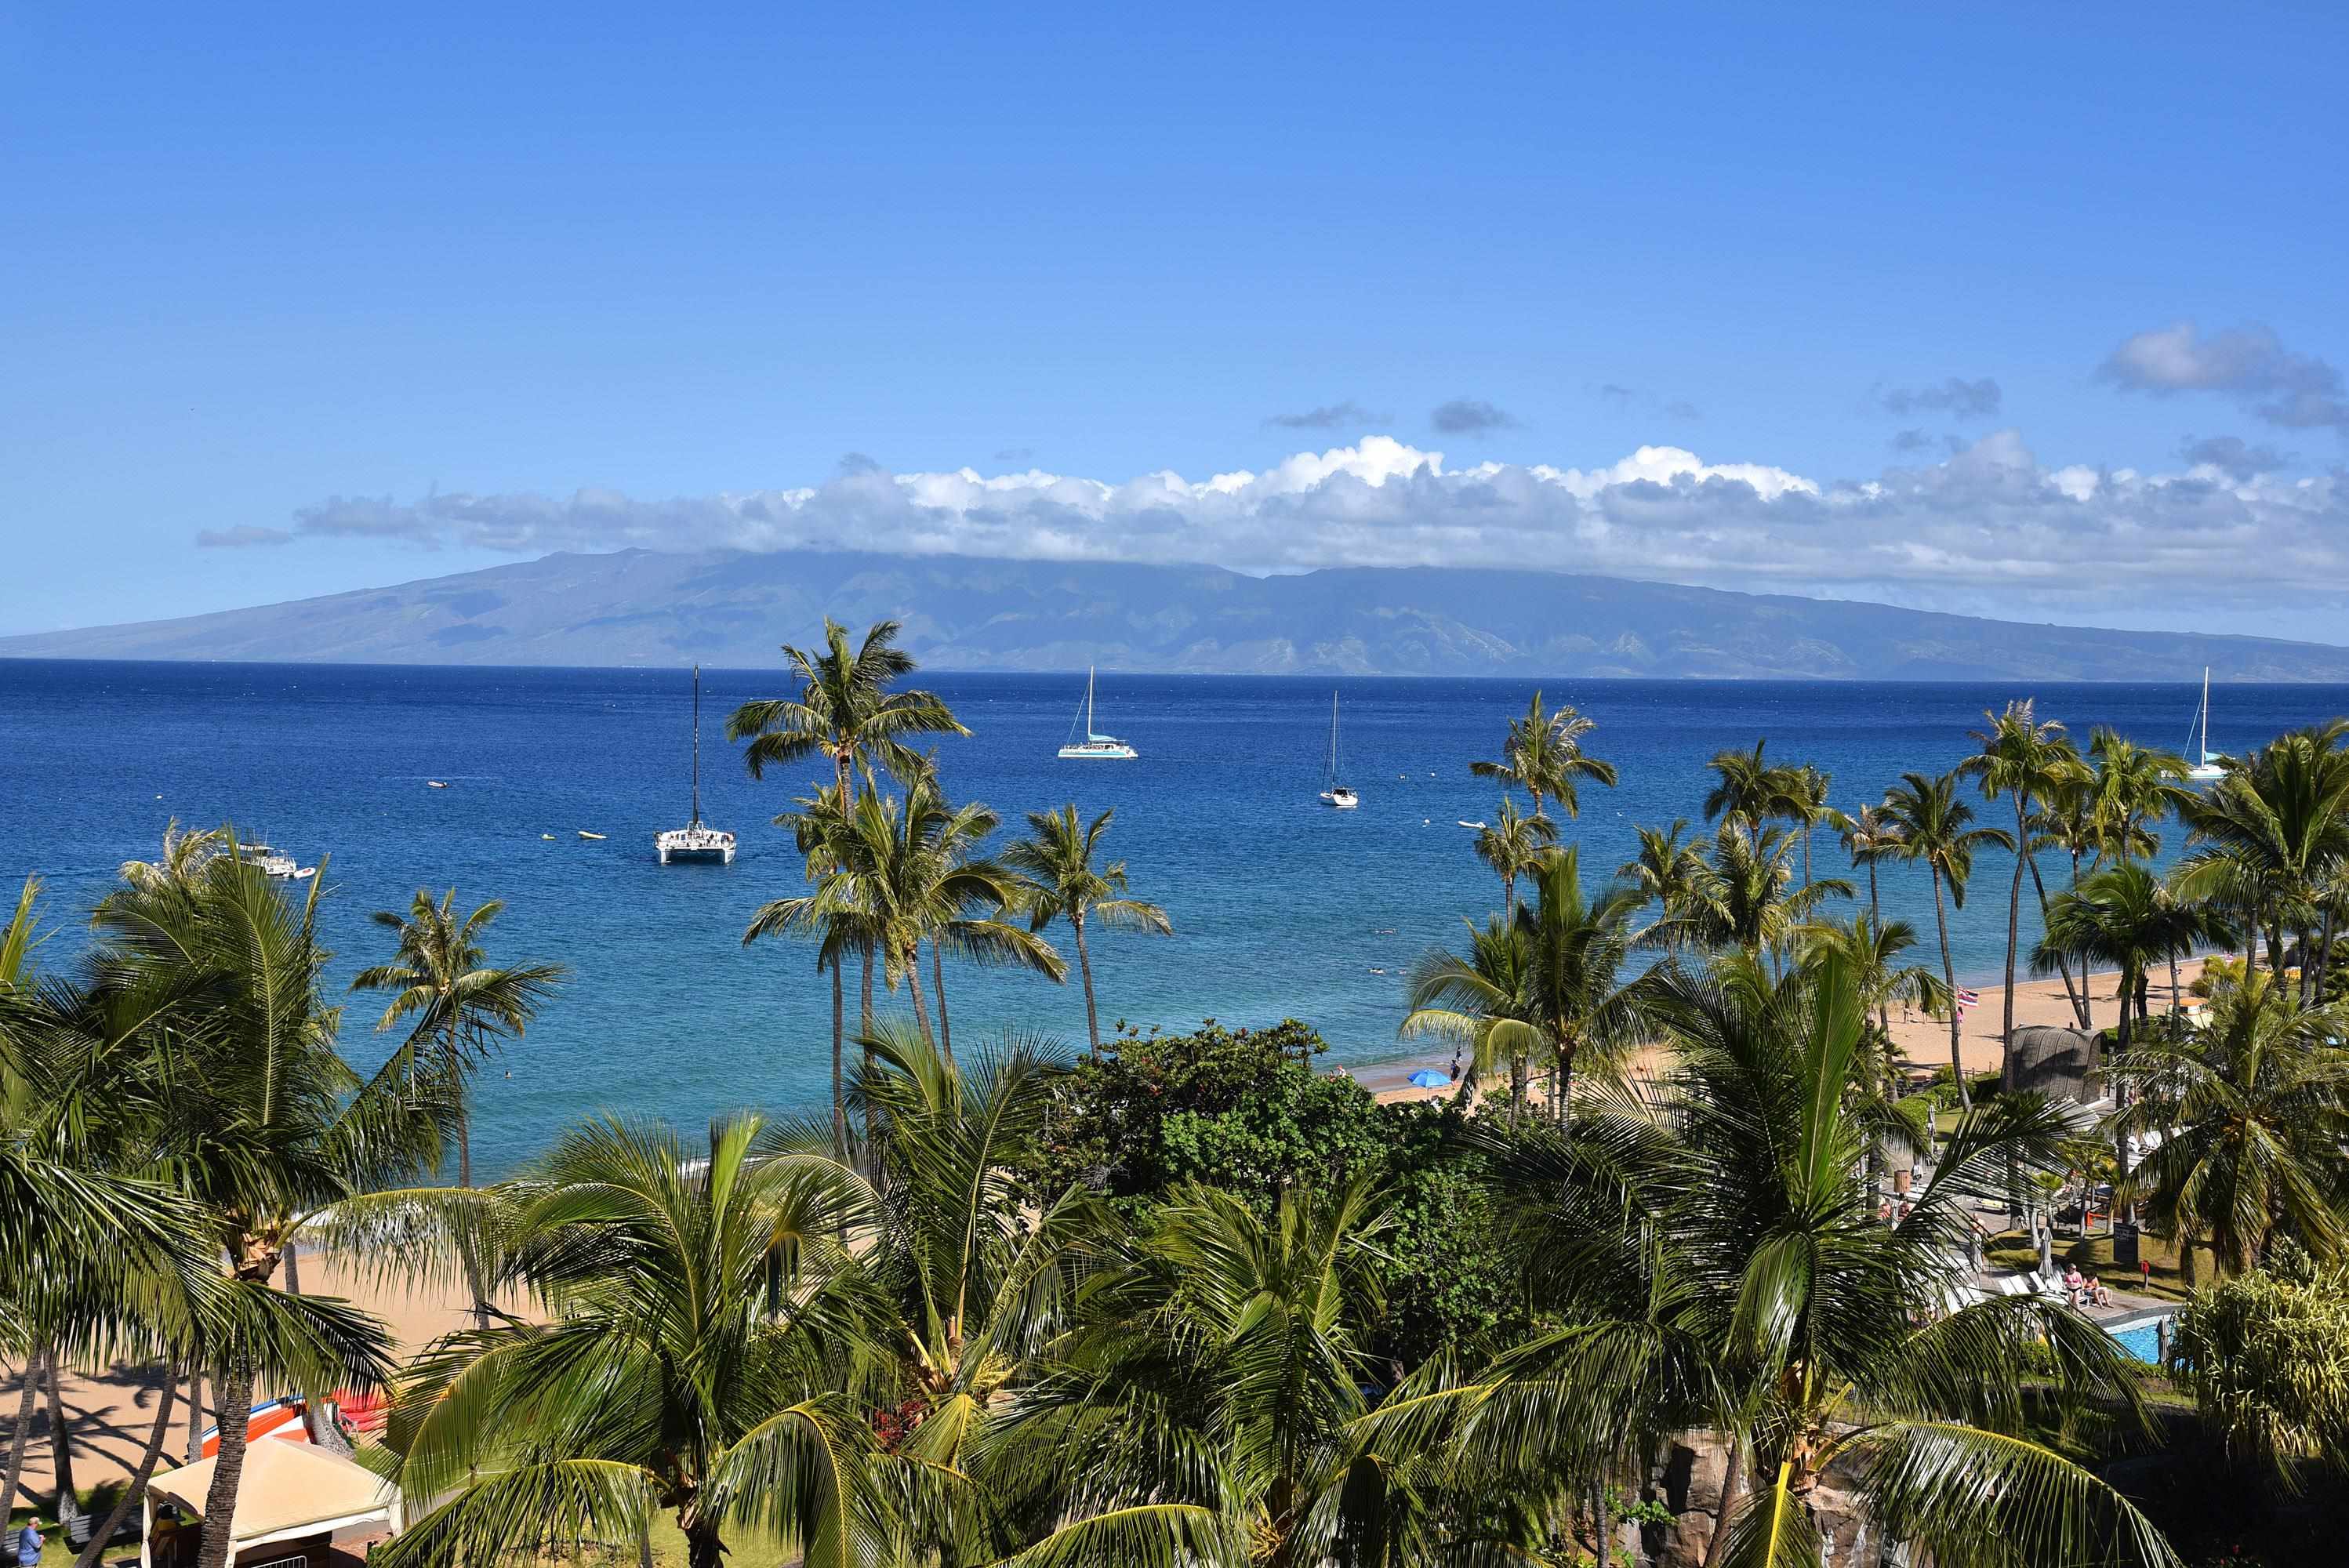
(1357, 957, 2216, 1106)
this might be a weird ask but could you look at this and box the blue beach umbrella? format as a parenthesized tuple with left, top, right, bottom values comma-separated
(1407, 1069, 1448, 1088)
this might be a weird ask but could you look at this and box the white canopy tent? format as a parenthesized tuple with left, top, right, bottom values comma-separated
(141, 1441, 402, 1568)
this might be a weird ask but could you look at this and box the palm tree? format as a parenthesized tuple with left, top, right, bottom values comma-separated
(728, 619, 967, 1025)
(1368, 954, 2180, 1568)
(1881, 770, 2012, 1109)
(351, 889, 565, 1189)
(728, 617, 967, 801)
(833, 779, 1066, 1061)
(1784, 762, 1840, 887)
(2031, 775, 2103, 1029)
(2035, 862, 2206, 1220)
(1837, 802, 1907, 1033)
(1403, 847, 1650, 1120)
(1796, 910, 1951, 1043)
(2111, 971, 2349, 1280)
(1701, 739, 1798, 833)
(1003, 1174, 1485, 1567)
(1474, 794, 1556, 913)
(745, 782, 878, 1160)
(1960, 699, 2084, 1069)
(88, 837, 423, 1568)
(1470, 691, 1617, 820)
(2084, 726, 2195, 866)
(1620, 818, 1708, 947)
(1005, 804, 1170, 1051)
(1402, 913, 1538, 1118)
(2177, 724, 2349, 1005)
(358, 1114, 888, 1568)
(114, 818, 227, 896)
(0, 880, 227, 1541)
(1650, 822, 1852, 961)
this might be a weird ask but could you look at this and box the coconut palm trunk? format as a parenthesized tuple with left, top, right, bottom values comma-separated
(44, 1350, 82, 1534)
(70, 1367, 177, 1568)
(1929, 867, 1967, 1109)
(1071, 911, 1101, 1051)
(2028, 856, 2092, 1028)
(902, 942, 936, 1048)
(829, 957, 847, 1159)
(0, 1347, 42, 1524)
(183, 1365, 205, 1465)
(929, 941, 953, 1065)
(2003, 789, 2029, 1062)
(1701, 1432, 1745, 1568)
(196, 1354, 256, 1568)
(447, 1014, 471, 1189)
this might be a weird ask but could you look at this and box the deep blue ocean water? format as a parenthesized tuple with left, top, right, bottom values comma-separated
(4, 659, 2342, 1177)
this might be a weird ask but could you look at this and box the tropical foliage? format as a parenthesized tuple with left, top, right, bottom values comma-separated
(44, 644, 2349, 1566)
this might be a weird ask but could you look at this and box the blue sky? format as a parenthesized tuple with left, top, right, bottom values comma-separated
(7, 3, 2348, 639)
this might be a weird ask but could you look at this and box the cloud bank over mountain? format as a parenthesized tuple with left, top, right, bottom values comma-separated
(218, 429, 2347, 628)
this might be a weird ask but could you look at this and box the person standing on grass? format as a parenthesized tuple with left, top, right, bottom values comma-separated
(16, 1519, 41, 1567)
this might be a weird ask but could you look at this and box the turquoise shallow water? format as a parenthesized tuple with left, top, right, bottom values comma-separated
(2106, 1314, 2171, 1363)
(3, 659, 2343, 1176)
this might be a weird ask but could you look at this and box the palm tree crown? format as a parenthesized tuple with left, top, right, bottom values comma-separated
(726, 617, 965, 797)
(1005, 804, 1168, 1051)
(2112, 971, 2349, 1279)
(352, 888, 565, 1189)
(1470, 692, 1617, 820)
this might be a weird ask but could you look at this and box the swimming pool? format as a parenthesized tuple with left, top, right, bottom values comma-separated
(2105, 1312, 2172, 1363)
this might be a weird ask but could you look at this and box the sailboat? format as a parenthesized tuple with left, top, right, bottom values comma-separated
(2187, 666, 2226, 782)
(655, 666, 738, 863)
(1057, 667, 1137, 760)
(1319, 691, 1358, 808)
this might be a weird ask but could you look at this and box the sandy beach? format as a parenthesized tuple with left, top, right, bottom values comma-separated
(2, 1252, 495, 1497)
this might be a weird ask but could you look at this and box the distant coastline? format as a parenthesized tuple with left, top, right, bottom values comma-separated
(8, 547, 2349, 679)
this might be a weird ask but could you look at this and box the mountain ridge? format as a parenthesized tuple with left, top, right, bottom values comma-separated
(5, 548, 2346, 681)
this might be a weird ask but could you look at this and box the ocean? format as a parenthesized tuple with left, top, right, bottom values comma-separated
(3, 659, 2340, 1177)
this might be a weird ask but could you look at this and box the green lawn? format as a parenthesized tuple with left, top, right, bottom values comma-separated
(1983, 1227, 2206, 1305)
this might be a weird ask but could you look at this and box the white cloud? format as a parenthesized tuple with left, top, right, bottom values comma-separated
(2099, 321, 2349, 432)
(267, 430, 2349, 616)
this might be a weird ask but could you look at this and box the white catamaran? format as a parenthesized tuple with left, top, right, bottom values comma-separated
(2187, 666, 2226, 782)
(1058, 667, 1137, 760)
(655, 666, 737, 863)
(1320, 691, 1358, 808)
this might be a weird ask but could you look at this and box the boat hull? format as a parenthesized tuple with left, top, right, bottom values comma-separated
(1058, 742, 1137, 760)
(657, 829, 736, 863)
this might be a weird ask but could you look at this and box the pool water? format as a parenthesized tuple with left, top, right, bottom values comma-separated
(2106, 1316, 2170, 1363)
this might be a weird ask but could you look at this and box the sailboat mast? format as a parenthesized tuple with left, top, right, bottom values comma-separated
(2202, 666, 2211, 757)
(691, 666, 702, 827)
(1087, 666, 1096, 735)
(1330, 691, 1340, 782)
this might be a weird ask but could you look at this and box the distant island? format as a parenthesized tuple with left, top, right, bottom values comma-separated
(5, 546, 2348, 680)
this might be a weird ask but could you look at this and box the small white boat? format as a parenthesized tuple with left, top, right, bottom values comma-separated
(655, 666, 737, 865)
(1058, 668, 1138, 760)
(1318, 691, 1357, 808)
(238, 843, 302, 879)
(427, 780, 448, 789)
(578, 830, 606, 841)
(2187, 666, 2225, 782)
(1458, 819, 1487, 829)
(542, 833, 557, 840)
